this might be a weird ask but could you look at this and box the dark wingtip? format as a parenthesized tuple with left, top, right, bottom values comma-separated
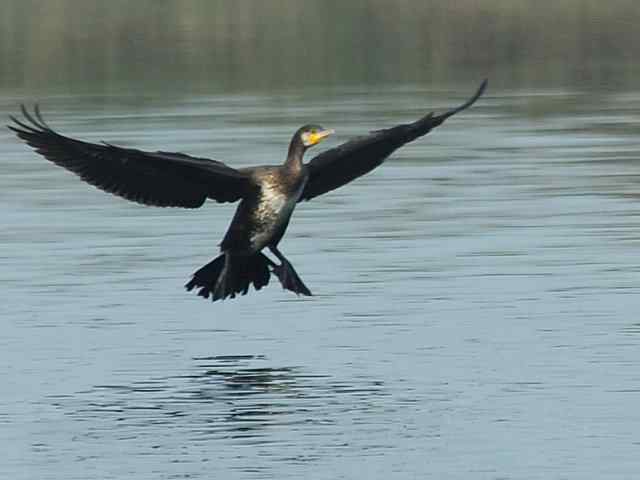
(411, 79, 488, 136)
(8, 104, 37, 135)
(476, 78, 488, 101)
(449, 78, 488, 117)
(34, 103, 49, 128)
(8, 103, 56, 137)
(470, 77, 488, 103)
(7, 114, 21, 131)
(479, 78, 488, 94)
(8, 106, 24, 131)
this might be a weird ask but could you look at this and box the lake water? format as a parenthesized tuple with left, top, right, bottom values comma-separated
(1, 84, 640, 479)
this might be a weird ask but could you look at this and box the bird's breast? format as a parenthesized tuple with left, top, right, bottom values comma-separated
(255, 180, 300, 226)
(259, 182, 289, 214)
(248, 176, 305, 249)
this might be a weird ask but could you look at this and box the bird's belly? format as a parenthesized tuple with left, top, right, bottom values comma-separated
(249, 193, 297, 250)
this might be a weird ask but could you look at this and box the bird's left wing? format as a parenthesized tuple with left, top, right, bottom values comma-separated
(299, 79, 487, 202)
(9, 106, 252, 208)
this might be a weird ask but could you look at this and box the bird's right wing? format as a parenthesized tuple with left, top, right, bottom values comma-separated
(9, 106, 253, 208)
(300, 79, 487, 201)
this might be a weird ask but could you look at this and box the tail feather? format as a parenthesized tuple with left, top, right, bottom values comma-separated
(185, 253, 271, 301)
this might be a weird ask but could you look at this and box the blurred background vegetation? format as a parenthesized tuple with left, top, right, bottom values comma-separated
(1, 0, 640, 94)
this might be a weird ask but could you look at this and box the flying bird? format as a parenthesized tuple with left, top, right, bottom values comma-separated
(9, 80, 487, 302)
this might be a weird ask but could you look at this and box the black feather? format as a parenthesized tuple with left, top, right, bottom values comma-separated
(8, 106, 251, 208)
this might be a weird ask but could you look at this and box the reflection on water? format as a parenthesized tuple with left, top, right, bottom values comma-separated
(58, 355, 385, 444)
(2, 85, 640, 479)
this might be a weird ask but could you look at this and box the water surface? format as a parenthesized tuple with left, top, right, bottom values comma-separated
(1, 85, 640, 479)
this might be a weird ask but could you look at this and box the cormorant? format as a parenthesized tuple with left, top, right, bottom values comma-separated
(9, 80, 487, 302)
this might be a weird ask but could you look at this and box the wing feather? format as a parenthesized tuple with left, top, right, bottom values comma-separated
(9, 106, 250, 208)
(300, 79, 487, 201)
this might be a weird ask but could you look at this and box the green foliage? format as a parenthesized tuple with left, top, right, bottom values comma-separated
(1, 0, 639, 92)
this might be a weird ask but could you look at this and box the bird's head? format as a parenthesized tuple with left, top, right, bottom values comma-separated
(296, 124, 334, 149)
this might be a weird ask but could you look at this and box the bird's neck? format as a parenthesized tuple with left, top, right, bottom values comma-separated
(285, 139, 305, 171)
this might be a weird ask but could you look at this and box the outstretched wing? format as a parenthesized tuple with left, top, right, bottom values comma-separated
(9, 106, 252, 208)
(300, 79, 487, 202)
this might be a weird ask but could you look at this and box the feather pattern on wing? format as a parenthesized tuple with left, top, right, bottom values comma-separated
(8, 106, 251, 208)
(300, 79, 487, 201)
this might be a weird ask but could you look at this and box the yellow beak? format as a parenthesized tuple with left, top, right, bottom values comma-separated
(309, 128, 334, 145)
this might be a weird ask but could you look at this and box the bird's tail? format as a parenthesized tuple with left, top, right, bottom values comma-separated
(185, 252, 271, 301)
